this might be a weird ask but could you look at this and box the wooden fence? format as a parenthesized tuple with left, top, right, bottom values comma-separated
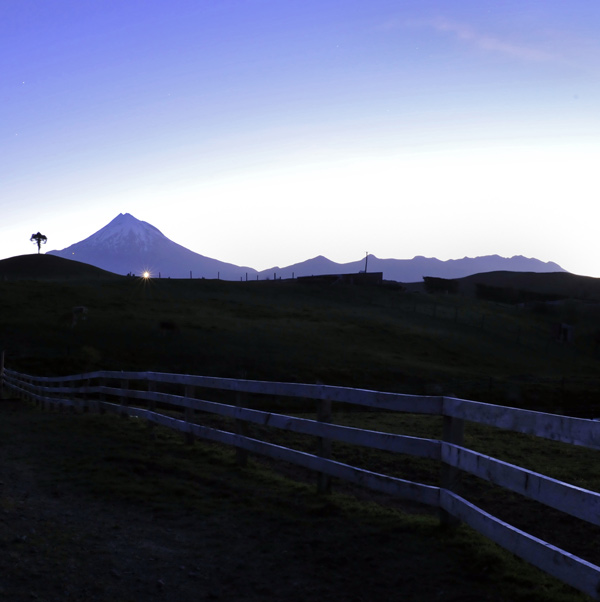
(2, 365, 600, 599)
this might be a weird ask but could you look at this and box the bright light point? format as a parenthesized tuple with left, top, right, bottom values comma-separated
(143, 271, 150, 279)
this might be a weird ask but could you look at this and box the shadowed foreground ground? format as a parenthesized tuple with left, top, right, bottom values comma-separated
(0, 400, 588, 602)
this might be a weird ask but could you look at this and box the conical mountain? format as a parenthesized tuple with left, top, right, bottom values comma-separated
(48, 213, 257, 279)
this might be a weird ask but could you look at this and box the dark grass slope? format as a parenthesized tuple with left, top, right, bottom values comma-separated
(0, 400, 587, 602)
(0, 254, 122, 281)
(405, 270, 600, 302)
(461, 271, 600, 302)
(2, 271, 600, 417)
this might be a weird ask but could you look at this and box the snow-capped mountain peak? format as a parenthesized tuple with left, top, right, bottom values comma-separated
(48, 213, 256, 279)
(84, 213, 165, 251)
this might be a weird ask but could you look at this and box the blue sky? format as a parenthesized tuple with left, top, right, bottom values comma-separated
(2, 1, 599, 275)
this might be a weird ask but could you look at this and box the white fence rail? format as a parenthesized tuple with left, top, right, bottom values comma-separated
(2, 366, 600, 599)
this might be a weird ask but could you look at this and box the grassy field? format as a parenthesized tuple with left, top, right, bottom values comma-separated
(2, 267, 600, 599)
(1, 273, 599, 415)
(0, 399, 591, 602)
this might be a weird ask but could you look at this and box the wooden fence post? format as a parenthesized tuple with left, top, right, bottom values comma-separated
(34, 376, 46, 411)
(34, 377, 40, 408)
(120, 378, 129, 417)
(235, 391, 249, 466)
(69, 378, 78, 413)
(440, 413, 464, 528)
(56, 379, 64, 412)
(317, 398, 332, 495)
(96, 377, 106, 414)
(147, 379, 156, 430)
(22, 374, 29, 404)
(184, 385, 195, 445)
(81, 378, 90, 413)
(55, 378, 64, 412)
(32, 376, 41, 409)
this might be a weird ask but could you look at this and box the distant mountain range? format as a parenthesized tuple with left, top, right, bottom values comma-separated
(265, 254, 565, 282)
(47, 213, 566, 282)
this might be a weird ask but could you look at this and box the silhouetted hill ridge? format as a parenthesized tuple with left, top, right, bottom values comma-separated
(462, 270, 600, 302)
(0, 254, 122, 281)
(261, 253, 565, 282)
(1, 255, 597, 304)
(46, 214, 566, 281)
(405, 270, 600, 303)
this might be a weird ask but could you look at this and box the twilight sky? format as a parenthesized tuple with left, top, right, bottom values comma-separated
(2, 1, 599, 275)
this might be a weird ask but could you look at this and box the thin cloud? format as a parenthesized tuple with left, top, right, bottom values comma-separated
(430, 17, 556, 62)
(380, 16, 557, 63)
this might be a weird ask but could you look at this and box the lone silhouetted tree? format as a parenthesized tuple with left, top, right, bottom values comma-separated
(30, 232, 47, 254)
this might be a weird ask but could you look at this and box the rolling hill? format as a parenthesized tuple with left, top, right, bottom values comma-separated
(0, 254, 122, 281)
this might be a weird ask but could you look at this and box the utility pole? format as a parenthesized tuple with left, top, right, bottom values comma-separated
(364, 251, 369, 273)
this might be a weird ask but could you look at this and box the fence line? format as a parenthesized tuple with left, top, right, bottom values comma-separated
(2, 365, 600, 599)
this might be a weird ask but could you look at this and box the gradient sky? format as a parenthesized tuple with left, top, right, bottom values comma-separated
(2, 1, 599, 275)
